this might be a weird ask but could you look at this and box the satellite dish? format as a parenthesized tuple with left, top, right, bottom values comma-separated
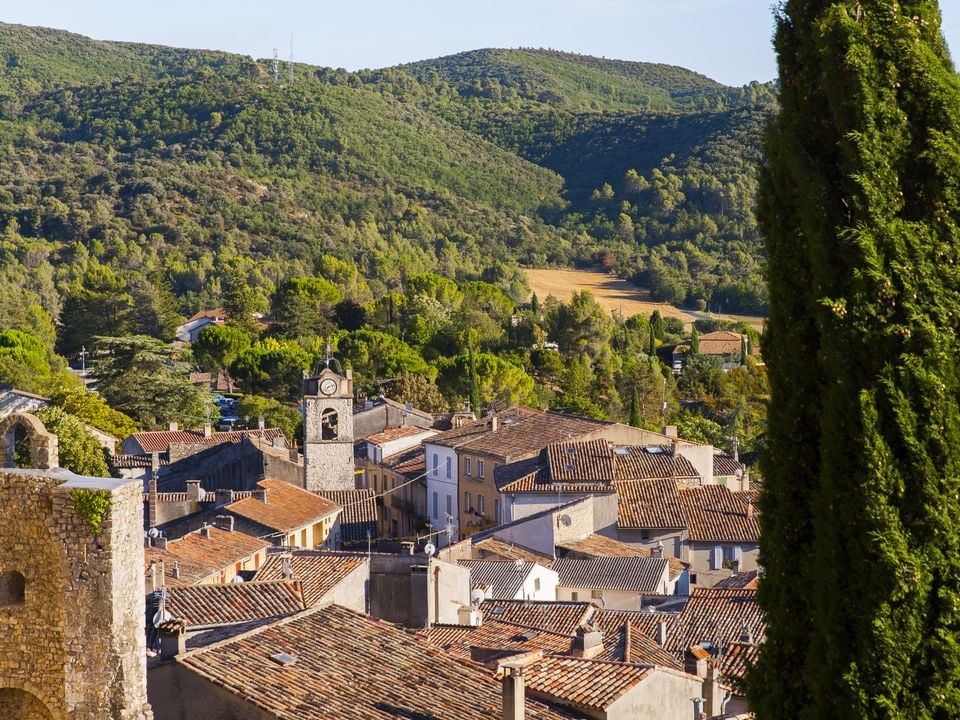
(423, 542, 436, 557)
(147, 527, 159, 539)
(560, 514, 572, 527)
(471, 588, 485, 605)
(152, 609, 173, 628)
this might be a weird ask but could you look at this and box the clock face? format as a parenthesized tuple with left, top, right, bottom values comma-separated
(319, 378, 338, 396)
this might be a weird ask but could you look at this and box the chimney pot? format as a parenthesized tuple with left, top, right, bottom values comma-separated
(747, 501, 755, 519)
(199, 526, 212, 539)
(501, 668, 525, 720)
(664, 425, 678, 438)
(254, 489, 268, 504)
(203, 423, 212, 439)
(490, 416, 499, 433)
(258, 415, 266, 431)
(572, 626, 604, 658)
(159, 623, 187, 660)
(213, 515, 234, 533)
(651, 541, 663, 558)
(168, 421, 179, 432)
(656, 620, 668, 646)
(186, 480, 202, 501)
(172, 560, 180, 579)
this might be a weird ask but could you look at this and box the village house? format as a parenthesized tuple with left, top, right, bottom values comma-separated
(459, 559, 559, 601)
(223, 478, 342, 549)
(252, 550, 369, 611)
(121, 423, 287, 457)
(174, 308, 225, 343)
(144, 518, 271, 588)
(552, 556, 676, 610)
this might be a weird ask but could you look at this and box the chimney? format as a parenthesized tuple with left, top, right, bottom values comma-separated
(501, 667, 525, 720)
(273, 435, 285, 449)
(203, 423, 212, 439)
(155, 537, 167, 551)
(168, 421, 179, 432)
(401, 541, 415, 556)
(490, 415, 499, 433)
(746, 501, 754, 520)
(704, 664, 724, 717)
(572, 625, 604, 659)
(656, 620, 668, 646)
(281, 554, 294, 579)
(289, 448, 299, 463)
(148, 561, 158, 592)
(740, 623, 754, 644)
(458, 604, 483, 627)
(158, 621, 187, 661)
(186, 480, 202, 502)
(147, 478, 158, 495)
(213, 515, 234, 533)
(258, 415, 266, 431)
(151, 452, 160, 480)
(199, 526, 212, 539)
(253, 488, 268, 504)
(731, 435, 740, 462)
(172, 560, 180, 580)
(664, 424, 678, 438)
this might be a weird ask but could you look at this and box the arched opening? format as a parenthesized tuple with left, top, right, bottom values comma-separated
(0, 687, 53, 719)
(12, 424, 30, 468)
(321, 408, 339, 440)
(0, 571, 25, 607)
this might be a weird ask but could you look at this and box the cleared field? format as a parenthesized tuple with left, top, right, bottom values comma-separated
(524, 268, 766, 330)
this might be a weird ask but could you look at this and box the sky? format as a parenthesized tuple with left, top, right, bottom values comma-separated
(3, 1, 960, 87)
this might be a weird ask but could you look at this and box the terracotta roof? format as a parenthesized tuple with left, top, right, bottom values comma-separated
(547, 439, 615, 483)
(661, 588, 764, 656)
(613, 445, 699, 480)
(553, 557, 670, 593)
(175, 604, 574, 720)
(713, 454, 747, 477)
(480, 600, 597, 636)
(424, 619, 574, 661)
(164, 580, 306, 627)
(519, 656, 657, 713)
(616, 478, 687, 529)
(473, 537, 554, 564)
(698, 330, 746, 356)
(364, 425, 429, 445)
(556, 534, 690, 580)
(679, 486, 759, 543)
(131, 427, 286, 454)
(625, 624, 684, 669)
(715, 640, 759, 684)
(227, 480, 341, 534)
(712, 570, 759, 590)
(316, 489, 378, 545)
(459, 560, 544, 599)
(144, 527, 270, 586)
(187, 308, 225, 322)
(427, 408, 608, 461)
(254, 551, 366, 606)
(119, 453, 168, 469)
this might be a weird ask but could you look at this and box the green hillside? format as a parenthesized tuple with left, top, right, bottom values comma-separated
(0, 22, 258, 95)
(399, 48, 744, 112)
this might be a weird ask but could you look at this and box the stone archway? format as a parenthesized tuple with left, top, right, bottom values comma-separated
(0, 687, 55, 719)
(0, 413, 58, 470)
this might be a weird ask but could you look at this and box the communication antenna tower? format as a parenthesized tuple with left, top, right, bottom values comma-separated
(288, 34, 295, 84)
(272, 48, 280, 84)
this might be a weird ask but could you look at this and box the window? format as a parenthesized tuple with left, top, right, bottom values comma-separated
(446, 494, 452, 517)
(445, 456, 452, 479)
(571, 591, 579, 601)
(465, 492, 472, 512)
(591, 589, 603, 599)
(711, 546, 723, 570)
(534, 578, 541, 591)
(464, 457, 472, 476)
(722, 545, 743, 570)
(432, 492, 439, 519)
(320, 409, 339, 440)
(477, 459, 485, 478)
(432, 453, 439, 476)
(494, 499, 500, 524)
(477, 495, 485, 515)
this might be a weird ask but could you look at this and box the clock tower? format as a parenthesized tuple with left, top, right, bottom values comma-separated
(302, 363, 356, 492)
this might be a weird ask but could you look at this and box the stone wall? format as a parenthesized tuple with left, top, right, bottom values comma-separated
(0, 469, 152, 720)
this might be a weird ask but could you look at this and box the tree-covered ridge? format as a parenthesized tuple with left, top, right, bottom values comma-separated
(398, 47, 768, 112)
(0, 22, 259, 96)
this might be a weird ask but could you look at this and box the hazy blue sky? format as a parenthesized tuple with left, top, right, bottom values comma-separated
(4, 1, 960, 86)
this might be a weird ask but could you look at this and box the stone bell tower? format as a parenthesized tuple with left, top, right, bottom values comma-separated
(302, 361, 356, 492)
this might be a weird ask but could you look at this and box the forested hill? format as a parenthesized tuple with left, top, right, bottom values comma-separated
(0, 22, 774, 332)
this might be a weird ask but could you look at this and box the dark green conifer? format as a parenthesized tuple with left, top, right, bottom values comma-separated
(752, 2, 960, 718)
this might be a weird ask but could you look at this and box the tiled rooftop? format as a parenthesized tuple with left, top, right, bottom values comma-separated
(130, 427, 286, 453)
(553, 556, 670, 593)
(713, 453, 747, 477)
(227, 479, 341, 534)
(364, 425, 430, 445)
(715, 640, 759, 684)
(116, 453, 168, 469)
(518, 656, 659, 713)
(254, 551, 366, 606)
(427, 408, 608, 460)
(163, 580, 306, 628)
(144, 527, 270, 586)
(424, 619, 574, 661)
(380, 445, 426, 476)
(175, 604, 574, 719)
(316, 489, 378, 545)
(459, 560, 543, 599)
(479, 600, 597, 636)
(473, 537, 554, 564)
(616, 477, 687, 529)
(659, 588, 764, 656)
(613, 445, 700, 481)
(712, 570, 759, 590)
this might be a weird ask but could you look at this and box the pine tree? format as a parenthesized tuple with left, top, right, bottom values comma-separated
(751, 2, 960, 718)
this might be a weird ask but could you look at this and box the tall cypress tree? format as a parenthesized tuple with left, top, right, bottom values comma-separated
(752, 2, 960, 718)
